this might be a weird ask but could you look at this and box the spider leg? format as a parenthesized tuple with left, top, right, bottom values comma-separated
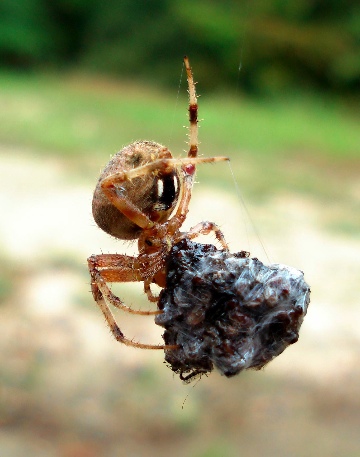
(184, 221, 229, 250)
(184, 56, 198, 158)
(101, 156, 228, 183)
(88, 254, 159, 315)
(167, 57, 229, 234)
(144, 279, 159, 303)
(100, 176, 155, 231)
(165, 56, 198, 235)
(88, 254, 178, 350)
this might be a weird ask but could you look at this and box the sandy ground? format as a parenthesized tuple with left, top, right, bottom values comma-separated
(1, 149, 360, 456)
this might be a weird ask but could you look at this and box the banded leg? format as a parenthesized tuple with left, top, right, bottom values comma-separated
(169, 56, 230, 231)
(88, 254, 177, 350)
(184, 55, 198, 158)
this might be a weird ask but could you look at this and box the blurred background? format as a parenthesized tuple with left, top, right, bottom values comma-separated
(0, 1, 359, 456)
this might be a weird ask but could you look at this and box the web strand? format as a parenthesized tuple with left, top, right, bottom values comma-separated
(227, 161, 271, 263)
(168, 63, 184, 146)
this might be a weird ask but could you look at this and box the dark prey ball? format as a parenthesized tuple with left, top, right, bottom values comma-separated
(155, 238, 310, 382)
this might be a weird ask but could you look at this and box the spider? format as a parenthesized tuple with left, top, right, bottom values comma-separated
(88, 56, 230, 351)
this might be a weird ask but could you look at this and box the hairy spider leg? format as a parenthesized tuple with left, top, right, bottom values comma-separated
(88, 254, 156, 314)
(88, 254, 178, 350)
(144, 279, 160, 303)
(184, 221, 230, 250)
(184, 55, 198, 158)
(167, 56, 221, 233)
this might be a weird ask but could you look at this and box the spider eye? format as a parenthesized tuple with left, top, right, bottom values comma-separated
(145, 239, 153, 246)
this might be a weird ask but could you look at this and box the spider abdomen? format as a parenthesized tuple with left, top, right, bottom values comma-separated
(92, 141, 180, 240)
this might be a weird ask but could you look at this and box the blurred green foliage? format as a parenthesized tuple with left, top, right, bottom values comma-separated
(1, 71, 359, 164)
(1, 70, 359, 236)
(0, 0, 359, 95)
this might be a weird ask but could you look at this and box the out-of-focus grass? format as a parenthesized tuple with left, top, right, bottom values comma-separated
(202, 93, 360, 160)
(0, 71, 358, 162)
(0, 71, 186, 161)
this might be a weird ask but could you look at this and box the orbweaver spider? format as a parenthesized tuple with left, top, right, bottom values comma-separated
(88, 57, 310, 381)
(88, 56, 229, 351)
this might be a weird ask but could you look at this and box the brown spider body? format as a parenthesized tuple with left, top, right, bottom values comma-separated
(92, 141, 180, 240)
